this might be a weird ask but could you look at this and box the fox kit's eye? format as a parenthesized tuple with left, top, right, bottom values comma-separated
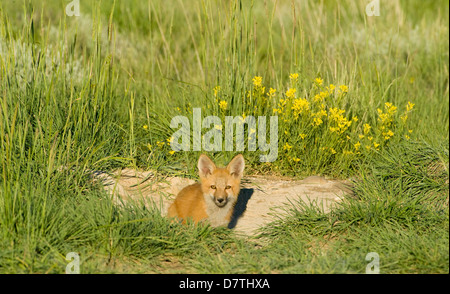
(210, 185, 216, 189)
(225, 185, 231, 190)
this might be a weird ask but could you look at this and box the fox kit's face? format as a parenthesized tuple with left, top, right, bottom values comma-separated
(203, 169, 240, 207)
(198, 154, 245, 208)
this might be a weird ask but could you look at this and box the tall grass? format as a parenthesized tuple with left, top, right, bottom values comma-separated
(11, 0, 443, 177)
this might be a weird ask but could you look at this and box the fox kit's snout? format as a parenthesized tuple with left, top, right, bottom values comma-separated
(168, 154, 245, 227)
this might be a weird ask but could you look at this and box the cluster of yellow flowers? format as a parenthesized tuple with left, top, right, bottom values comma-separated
(328, 108, 353, 135)
(160, 74, 415, 163)
(249, 73, 355, 164)
(219, 100, 228, 111)
(142, 134, 177, 156)
(249, 76, 270, 112)
(311, 108, 327, 127)
(353, 101, 414, 153)
(252, 76, 263, 87)
(212, 86, 228, 111)
(377, 102, 397, 130)
(253, 78, 266, 99)
(243, 74, 415, 165)
(291, 98, 310, 118)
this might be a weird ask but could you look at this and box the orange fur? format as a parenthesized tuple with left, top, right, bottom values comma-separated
(168, 154, 245, 227)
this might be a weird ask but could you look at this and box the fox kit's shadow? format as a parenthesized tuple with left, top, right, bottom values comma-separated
(228, 188, 254, 229)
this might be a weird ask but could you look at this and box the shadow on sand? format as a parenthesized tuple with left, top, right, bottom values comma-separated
(228, 188, 254, 229)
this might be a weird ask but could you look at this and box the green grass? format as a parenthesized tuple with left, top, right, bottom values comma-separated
(0, 0, 448, 273)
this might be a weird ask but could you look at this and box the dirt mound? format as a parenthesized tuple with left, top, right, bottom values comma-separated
(95, 169, 352, 235)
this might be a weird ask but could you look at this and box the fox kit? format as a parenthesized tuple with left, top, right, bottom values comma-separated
(168, 154, 245, 227)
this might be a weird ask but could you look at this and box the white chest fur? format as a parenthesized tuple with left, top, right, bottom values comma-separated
(203, 194, 236, 227)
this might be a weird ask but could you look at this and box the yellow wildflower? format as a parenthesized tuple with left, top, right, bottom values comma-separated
(285, 88, 296, 99)
(315, 77, 323, 86)
(311, 109, 326, 126)
(384, 102, 397, 114)
(318, 109, 327, 117)
(328, 84, 336, 93)
(313, 94, 322, 103)
(169, 150, 176, 155)
(313, 91, 329, 103)
(329, 107, 345, 120)
(258, 86, 266, 95)
(339, 85, 348, 93)
(289, 73, 299, 82)
(213, 86, 221, 97)
(300, 133, 307, 139)
(383, 129, 394, 140)
(219, 100, 228, 111)
(267, 88, 277, 98)
(143, 125, 148, 130)
(329, 108, 351, 134)
(312, 117, 323, 126)
(377, 107, 394, 126)
(292, 98, 309, 117)
(283, 142, 293, 151)
(406, 101, 415, 112)
(320, 91, 329, 99)
(354, 142, 361, 151)
(252, 76, 263, 87)
(363, 123, 372, 134)
(329, 126, 339, 133)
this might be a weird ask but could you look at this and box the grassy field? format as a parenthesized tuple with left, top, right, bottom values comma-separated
(0, 0, 448, 273)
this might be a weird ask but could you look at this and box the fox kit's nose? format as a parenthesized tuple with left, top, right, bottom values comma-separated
(215, 197, 227, 207)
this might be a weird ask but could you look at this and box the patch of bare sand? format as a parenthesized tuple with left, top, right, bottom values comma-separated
(95, 169, 353, 235)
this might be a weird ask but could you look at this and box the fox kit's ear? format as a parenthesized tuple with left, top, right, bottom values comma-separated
(227, 154, 245, 179)
(198, 154, 216, 178)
